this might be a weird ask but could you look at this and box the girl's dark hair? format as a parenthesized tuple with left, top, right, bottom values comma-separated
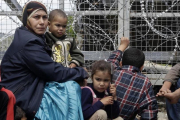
(91, 60, 111, 78)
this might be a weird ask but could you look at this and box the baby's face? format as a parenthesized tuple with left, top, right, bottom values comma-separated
(48, 16, 67, 38)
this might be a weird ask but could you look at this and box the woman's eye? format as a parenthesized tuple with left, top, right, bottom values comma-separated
(34, 16, 39, 19)
(43, 16, 48, 19)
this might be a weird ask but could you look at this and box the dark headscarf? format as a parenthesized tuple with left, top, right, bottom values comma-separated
(22, 1, 47, 26)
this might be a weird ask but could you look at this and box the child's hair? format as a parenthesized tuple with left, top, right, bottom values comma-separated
(91, 60, 111, 78)
(48, 9, 68, 21)
(122, 47, 145, 68)
(15, 106, 26, 120)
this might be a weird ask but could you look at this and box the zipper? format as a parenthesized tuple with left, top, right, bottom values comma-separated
(60, 40, 67, 67)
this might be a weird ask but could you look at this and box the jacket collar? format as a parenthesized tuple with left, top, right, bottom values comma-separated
(45, 32, 66, 48)
(46, 32, 66, 41)
(20, 26, 45, 39)
(121, 65, 141, 73)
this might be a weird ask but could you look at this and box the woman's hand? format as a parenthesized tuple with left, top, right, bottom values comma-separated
(156, 81, 172, 97)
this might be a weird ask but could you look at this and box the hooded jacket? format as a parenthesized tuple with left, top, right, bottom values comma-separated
(45, 32, 84, 67)
(0, 26, 88, 119)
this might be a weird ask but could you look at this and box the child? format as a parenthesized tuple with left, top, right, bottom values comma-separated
(45, 9, 84, 68)
(156, 63, 180, 120)
(107, 37, 158, 120)
(81, 60, 122, 120)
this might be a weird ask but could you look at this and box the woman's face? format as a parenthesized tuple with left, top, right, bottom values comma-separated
(28, 10, 48, 35)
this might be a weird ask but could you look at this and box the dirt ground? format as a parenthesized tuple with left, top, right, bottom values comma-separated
(158, 112, 168, 120)
(157, 97, 168, 120)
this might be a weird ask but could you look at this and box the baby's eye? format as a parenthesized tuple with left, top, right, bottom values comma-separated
(55, 24, 60, 27)
(104, 79, 110, 82)
(95, 78, 100, 81)
(62, 25, 66, 28)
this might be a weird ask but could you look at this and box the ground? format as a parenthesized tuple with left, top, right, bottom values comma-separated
(153, 86, 168, 120)
(157, 97, 168, 120)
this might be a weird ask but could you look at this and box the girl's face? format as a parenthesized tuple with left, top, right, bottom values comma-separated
(92, 70, 111, 93)
(28, 10, 48, 35)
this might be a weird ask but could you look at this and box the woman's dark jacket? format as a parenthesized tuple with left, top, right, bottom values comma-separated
(0, 26, 88, 119)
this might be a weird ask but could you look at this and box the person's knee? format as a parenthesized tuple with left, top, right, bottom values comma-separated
(96, 109, 107, 119)
(89, 109, 107, 120)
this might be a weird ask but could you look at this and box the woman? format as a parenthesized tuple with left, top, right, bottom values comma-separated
(0, 1, 87, 120)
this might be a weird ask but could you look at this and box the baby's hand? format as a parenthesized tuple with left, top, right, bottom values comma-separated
(110, 84, 117, 100)
(69, 63, 77, 68)
(118, 37, 130, 52)
(100, 96, 114, 106)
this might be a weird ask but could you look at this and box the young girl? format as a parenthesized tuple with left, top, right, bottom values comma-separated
(81, 60, 122, 120)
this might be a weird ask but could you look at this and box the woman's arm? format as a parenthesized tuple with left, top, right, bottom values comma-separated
(164, 63, 180, 85)
(21, 40, 88, 83)
(156, 63, 180, 97)
(164, 88, 180, 104)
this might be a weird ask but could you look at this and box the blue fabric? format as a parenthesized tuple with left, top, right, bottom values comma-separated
(166, 78, 180, 120)
(34, 81, 84, 120)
